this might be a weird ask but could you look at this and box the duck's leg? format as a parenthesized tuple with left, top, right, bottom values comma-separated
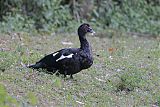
(64, 71, 67, 78)
(55, 72, 60, 77)
(70, 74, 73, 79)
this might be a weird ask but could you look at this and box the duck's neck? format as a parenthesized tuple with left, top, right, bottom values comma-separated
(78, 32, 90, 51)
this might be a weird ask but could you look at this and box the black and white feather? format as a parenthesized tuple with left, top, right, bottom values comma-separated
(28, 23, 95, 78)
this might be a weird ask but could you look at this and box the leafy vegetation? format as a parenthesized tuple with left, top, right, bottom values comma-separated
(26, 92, 38, 105)
(0, 0, 160, 35)
(0, 84, 19, 107)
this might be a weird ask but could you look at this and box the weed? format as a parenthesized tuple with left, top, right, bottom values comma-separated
(26, 92, 38, 106)
(0, 84, 19, 107)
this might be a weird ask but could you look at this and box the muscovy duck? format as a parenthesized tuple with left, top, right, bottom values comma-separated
(28, 23, 95, 78)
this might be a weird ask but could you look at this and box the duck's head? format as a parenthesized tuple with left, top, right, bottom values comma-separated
(78, 23, 95, 36)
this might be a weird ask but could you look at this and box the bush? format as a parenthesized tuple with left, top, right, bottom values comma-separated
(0, 0, 159, 35)
(0, 0, 73, 32)
(93, 0, 160, 35)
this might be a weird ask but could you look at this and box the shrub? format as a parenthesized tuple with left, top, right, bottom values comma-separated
(0, 0, 159, 35)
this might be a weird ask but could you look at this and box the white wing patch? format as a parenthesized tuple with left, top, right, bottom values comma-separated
(56, 53, 74, 62)
(53, 52, 59, 56)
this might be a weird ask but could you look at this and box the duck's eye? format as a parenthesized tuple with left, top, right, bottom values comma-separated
(87, 27, 93, 33)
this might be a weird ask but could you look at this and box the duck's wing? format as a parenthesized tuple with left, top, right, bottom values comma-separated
(54, 48, 80, 62)
(28, 48, 80, 70)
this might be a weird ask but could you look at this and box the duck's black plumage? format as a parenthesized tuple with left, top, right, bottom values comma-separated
(28, 23, 95, 78)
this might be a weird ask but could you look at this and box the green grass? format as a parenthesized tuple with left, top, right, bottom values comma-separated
(0, 32, 160, 107)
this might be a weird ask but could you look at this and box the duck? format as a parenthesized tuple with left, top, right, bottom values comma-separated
(28, 23, 95, 78)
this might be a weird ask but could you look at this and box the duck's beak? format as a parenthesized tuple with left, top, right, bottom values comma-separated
(91, 30, 96, 35)
(88, 27, 96, 35)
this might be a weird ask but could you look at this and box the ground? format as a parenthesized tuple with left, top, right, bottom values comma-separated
(0, 31, 160, 107)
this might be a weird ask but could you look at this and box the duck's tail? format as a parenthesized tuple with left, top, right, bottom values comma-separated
(28, 62, 43, 69)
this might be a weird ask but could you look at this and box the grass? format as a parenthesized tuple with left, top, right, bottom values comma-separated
(0, 31, 160, 107)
